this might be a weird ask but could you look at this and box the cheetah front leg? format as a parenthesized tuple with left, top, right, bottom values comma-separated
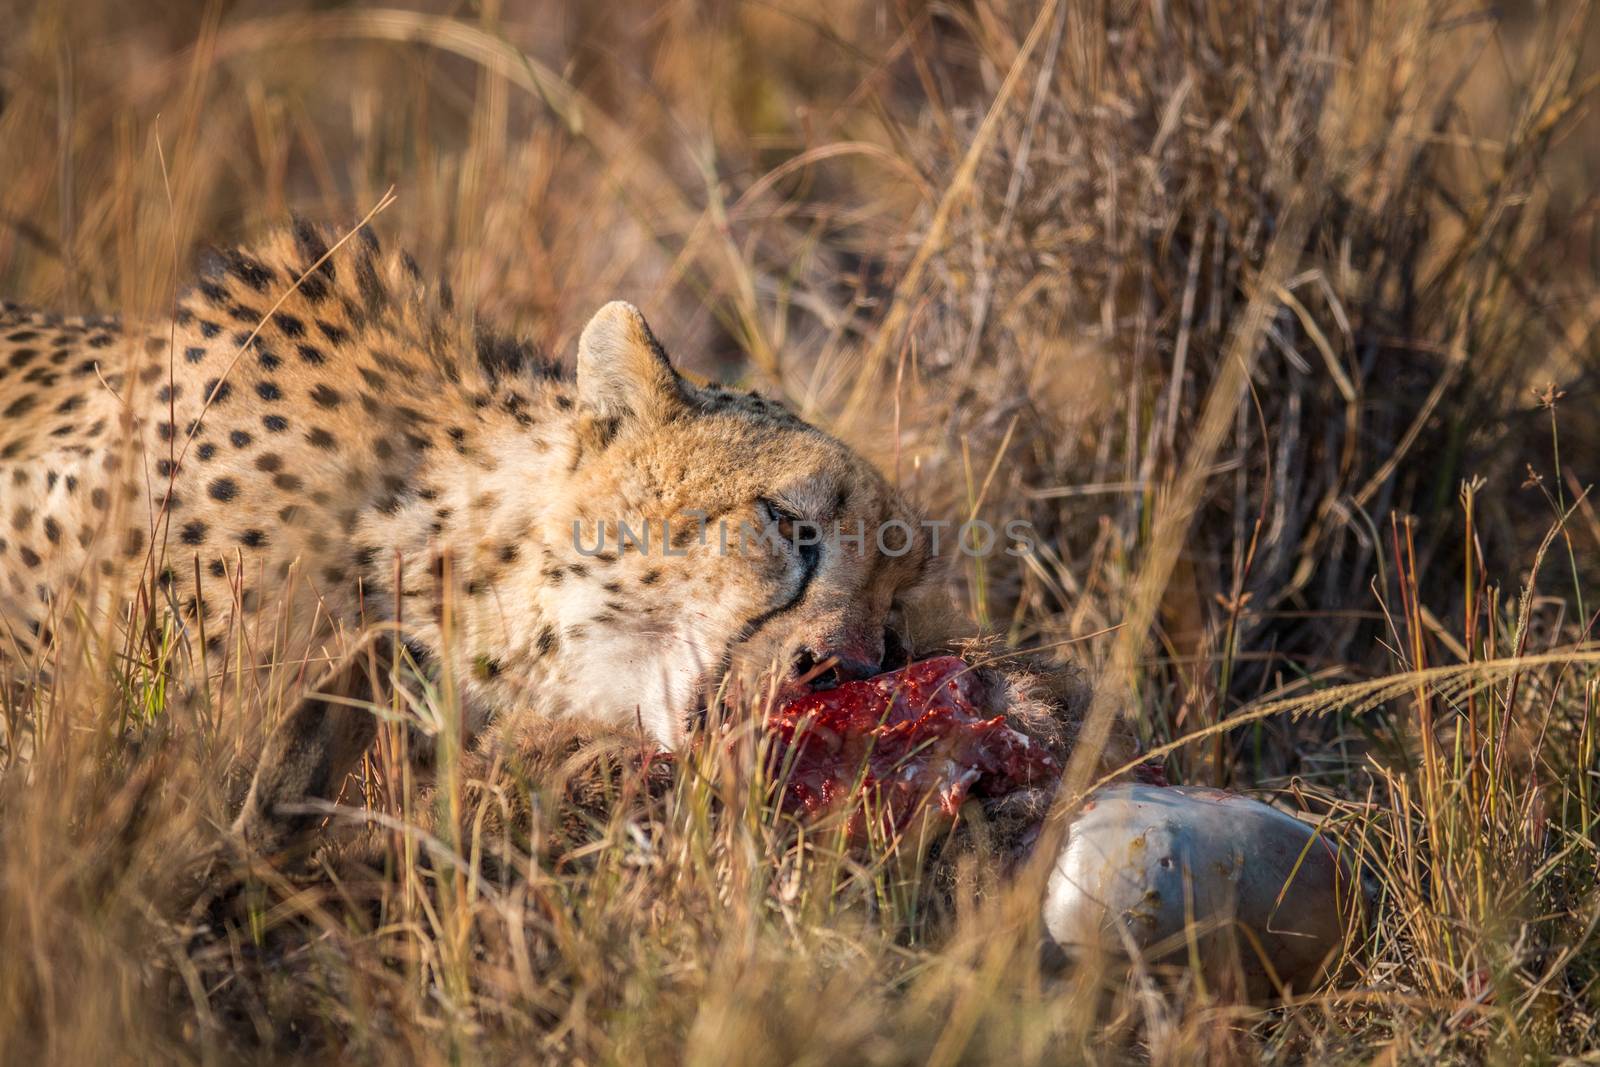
(232, 656, 377, 858)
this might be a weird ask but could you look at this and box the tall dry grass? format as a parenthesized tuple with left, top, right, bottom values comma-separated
(3, 0, 1600, 1061)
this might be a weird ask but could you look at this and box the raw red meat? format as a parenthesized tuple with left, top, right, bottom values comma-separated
(764, 656, 1061, 832)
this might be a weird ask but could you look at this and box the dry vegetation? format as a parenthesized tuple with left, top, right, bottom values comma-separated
(3, 0, 1600, 1061)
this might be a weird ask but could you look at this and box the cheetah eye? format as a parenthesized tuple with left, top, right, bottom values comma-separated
(759, 497, 800, 541)
(758, 498, 820, 572)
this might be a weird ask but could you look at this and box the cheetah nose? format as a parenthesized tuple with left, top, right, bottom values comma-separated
(791, 646, 881, 691)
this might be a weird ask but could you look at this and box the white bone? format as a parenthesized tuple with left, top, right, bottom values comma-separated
(1043, 783, 1367, 998)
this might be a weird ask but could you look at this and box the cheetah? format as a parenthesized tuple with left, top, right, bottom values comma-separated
(0, 225, 1363, 987)
(0, 220, 1007, 853)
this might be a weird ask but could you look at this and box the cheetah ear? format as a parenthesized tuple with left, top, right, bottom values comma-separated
(576, 301, 684, 424)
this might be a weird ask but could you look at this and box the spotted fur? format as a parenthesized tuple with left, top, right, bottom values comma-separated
(0, 223, 940, 852)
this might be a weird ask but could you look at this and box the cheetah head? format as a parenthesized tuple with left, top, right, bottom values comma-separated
(528, 302, 934, 745)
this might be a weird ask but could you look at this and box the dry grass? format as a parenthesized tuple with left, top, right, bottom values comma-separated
(3, 0, 1600, 1061)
